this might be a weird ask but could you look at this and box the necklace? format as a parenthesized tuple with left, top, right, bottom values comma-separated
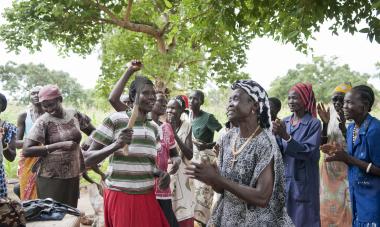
(352, 125, 358, 145)
(231, 126, 261, 167)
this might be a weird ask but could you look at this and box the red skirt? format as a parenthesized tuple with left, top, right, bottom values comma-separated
(103, 189, 169, 227)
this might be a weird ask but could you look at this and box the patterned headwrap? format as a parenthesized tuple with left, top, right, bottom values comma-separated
(231, 79, 271, 129)
(38, 85, 62, 102)
(0, 93, 7, 112)
(334, 82, 352, 94)
(289, 83, 317, 117)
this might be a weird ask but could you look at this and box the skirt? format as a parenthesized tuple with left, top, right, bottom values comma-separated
(103, 189, 169, 227)
(36, 176, 80, 208)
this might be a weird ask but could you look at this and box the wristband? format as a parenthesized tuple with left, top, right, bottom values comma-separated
(366, 163, 372, 173)
(285, 135, 292, 143)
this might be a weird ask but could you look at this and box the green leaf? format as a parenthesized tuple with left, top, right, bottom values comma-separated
(359, 28, 370, 33)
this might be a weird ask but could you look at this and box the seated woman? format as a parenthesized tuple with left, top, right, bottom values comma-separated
(23, 85, 95, 207)
(186, 80, 293, 226)
(0, 93, 17, 198)
(321, 85, 380, 226)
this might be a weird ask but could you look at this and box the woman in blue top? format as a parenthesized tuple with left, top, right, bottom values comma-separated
(272, 83, 321, 227)
(321, 85, 380, 226)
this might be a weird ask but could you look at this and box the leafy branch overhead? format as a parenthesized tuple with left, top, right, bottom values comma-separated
(1, 0, 380, 93)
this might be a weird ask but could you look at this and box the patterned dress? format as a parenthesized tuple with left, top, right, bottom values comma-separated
(320, 107, 352, 227)
(190, 111, 222, 224)
(0, 121, 17, 198)
(209, 128, 294, 227)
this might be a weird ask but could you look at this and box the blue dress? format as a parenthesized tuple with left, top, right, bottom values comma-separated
(346, 114, 380, 226)
(279, 113, 321, 227)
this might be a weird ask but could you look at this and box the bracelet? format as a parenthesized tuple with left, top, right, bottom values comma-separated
(285, 135, 292, 143)
(45, 145, 50, 154)
(366, 163, 372, 173)
(2, 143, 9, 151)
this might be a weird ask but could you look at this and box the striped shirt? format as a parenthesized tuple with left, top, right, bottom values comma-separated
(92, 111, 160, 194)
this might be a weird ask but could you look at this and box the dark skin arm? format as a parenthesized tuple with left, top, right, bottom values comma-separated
(3, 133, 16, 161)
(168, 147, 181, 174)
(82, 124, 96, 137)
(108, 61, 142, 112)
(186, 158, 275, 207)
(23, 139, 78, 157)
(322, 143, 380, 176)
(16, 112, 27, 149)
(174, 129, 193, 160)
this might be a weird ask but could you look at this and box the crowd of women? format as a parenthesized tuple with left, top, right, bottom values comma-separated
(0, 60, 379, 227)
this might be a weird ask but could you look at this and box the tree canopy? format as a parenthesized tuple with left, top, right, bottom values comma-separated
(268, 56, 379, 104)
(1, 0, 380, 94)
(0, 61, 90, 106)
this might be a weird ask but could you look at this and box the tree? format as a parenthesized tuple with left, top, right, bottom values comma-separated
(268, 56, 379, 103)
(1, 0, 380, 93)
(0, 61, 90, 106)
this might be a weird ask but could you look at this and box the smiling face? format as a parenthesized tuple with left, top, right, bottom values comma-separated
(227, 88, 258, 122)
(287, 90, 305, 113)
(152, 93, 167, 116)
(331, 91, 345, 113)
(41, 97, 63, 117)
(343, 90, 368, 121)
(138, 84, 156, 114)
(166, 99, 182, 123)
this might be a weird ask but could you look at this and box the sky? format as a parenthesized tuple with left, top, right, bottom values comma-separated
(0, 1, 379, 90)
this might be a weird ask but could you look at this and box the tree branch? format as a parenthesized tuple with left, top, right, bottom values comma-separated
(86, 0, 124, 27)
(124, 0, 133, 22)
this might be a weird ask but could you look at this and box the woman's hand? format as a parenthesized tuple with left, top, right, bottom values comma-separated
(158, 171, 170, 189)
(114, 128, 134, 149)
(185, 160, 220, 186)
(272, 120, 290, 140)
(168, 157, 181, 175)
(317, 103, 330, 125)
(323, 143, 350, 163)
(57, 141, 78, 151)
(126, 60, 143, 73)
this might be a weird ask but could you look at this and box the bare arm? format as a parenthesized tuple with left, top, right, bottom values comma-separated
(174, 129, 193, 160)
(22, 139, 75, 157)
(109, 62, 142, 112)
(188, 158, 275, 207)
(15, 112, 27, 149)
(3, 133, 16, 161)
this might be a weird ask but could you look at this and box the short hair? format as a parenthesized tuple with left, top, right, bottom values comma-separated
(0, 93, 7, 112)
(128, 77, 154, 102)
(269, 97, 282, 111)
(352, 85, 375, 112)
(193, 90, 205, 104)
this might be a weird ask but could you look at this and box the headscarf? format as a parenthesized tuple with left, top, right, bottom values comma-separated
(0, 93, 7, 112)
(231, 79, 271, 129)
(289, 83, 317, 117)
(181, 95, 189, 109)
(38, 85, 62, 102)
(334, 82, 352, 94)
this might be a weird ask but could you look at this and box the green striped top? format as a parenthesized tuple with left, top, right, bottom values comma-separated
(92, 111, 160, 194)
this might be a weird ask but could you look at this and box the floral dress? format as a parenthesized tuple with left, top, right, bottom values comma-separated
(209, 128, 293, 227)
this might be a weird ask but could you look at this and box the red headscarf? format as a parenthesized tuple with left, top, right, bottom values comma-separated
(289, 83, 317, 117)
(181, 95, 189, 109)
(38, 85, 62, 102)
